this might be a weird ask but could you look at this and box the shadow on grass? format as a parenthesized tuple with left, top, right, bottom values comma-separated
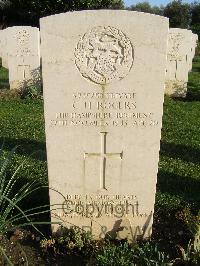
(187, 79, 200, 101)
(4, 167, 51, 236)
(160, 141, 200, 165)
(159, 141, 200, 206)
(0, 137, 46, 161)
(171, 82, 200, 101)
(157, 170, 200, 207)
(19, 186, 51, 236)
(191, 65, 200, 72)
(0, 79, 9, 90)
(169, 80, 200, 101)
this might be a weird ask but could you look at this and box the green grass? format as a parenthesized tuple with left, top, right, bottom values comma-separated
(157, 97, 200, 208)
(0, 100, 47, 183)
(0, 56, 199, 248)
(156, 57, 200, 212)
(187, 56, 200, 100)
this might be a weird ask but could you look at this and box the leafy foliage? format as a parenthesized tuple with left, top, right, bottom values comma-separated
(40, 226, 94, 262)
(0, 0, 124, 26)
(0, 145, 48, 235)
(1, 0, 200, 39)
(20, 85, 43, 100)
(96, 241, 172, 266)
(163, 0, 190, 29)
(96, 241, 134, 266)
(173, 239, 200, 265)
(128, 1, 164, 15)
(190, 2, 200, 38)
(0, 245, 14, 266)
(0, 145, 53, 265)
(129, 0, 200, 38)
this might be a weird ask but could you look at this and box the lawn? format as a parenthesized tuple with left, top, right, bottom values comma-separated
(158, 57, 200, 210)
(0, 56, 199, 264)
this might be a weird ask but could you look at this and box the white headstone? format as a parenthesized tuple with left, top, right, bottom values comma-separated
(40, 10, 169, 241)
(0, 30, 2, 60)
(6, 26, 40, 90)
(188, 33, 198, 72)
(0, 29, 9, 69)
(165, 28, 197, 97)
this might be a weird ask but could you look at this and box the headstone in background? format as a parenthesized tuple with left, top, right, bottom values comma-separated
(6, 26, 40, 90)
(0, 30, 2, 62)
(41, 10, 169, 241)
(0, 29, 9, 69)
(165, 28, 197, 98)
(188, 33, 198, 72)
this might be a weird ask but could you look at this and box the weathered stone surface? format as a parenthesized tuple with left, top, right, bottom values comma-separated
(188, 33, 198, 72)
(40, 10, 169, 241)
(165, 28, 198, 98)
(6, 26, 40, 90)
(0, 30, 2, 60)
(0, 29, 9, 69)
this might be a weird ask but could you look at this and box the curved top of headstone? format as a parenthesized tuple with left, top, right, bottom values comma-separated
(167, 28, 194, 61)
(40, 9, 168, 23)
(40, 9, 169, 239)
(4, 26, 38, 29)
(40, 10, 168, 85)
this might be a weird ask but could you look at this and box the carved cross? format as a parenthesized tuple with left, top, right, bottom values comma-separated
(84, 132, 123, 190)
(18, 65, 30, 79)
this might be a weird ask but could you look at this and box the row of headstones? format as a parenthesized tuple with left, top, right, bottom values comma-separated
(0, 11, 199, 242)
(40, 11, 199, 240)
(166, 29, 198, 97)
(0, 25, 198, 97)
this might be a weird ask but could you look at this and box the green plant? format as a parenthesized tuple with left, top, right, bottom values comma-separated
(21, 84, 42, 100)
(132, 242, 172, 266)
(96, 241, 134, 266)
(40, 226, 93, 256)
(175, 207, 199, 238)
(0, 89, 21, 100)
(0, 144, 52, 264)
(173, 239, 200, 265)
(95, 241, 172, 266)
(0, 245, 14, 266)
(194, 212, 200, 251)
(0, 145, 46, 235)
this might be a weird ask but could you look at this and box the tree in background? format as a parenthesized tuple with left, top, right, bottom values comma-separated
(0, 0, 200, 39)
(190, 1, 200, 38)
(128, 1, 164, 15)
(129, 1, 152, 13)
(0, 0, 124, 27)
(163, 0, 190, 28)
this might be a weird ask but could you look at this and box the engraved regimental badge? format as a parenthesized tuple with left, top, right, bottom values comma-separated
(168, 33, 183, 61)
(15, 29, 30, 45)
(75, 26, 134, 85)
